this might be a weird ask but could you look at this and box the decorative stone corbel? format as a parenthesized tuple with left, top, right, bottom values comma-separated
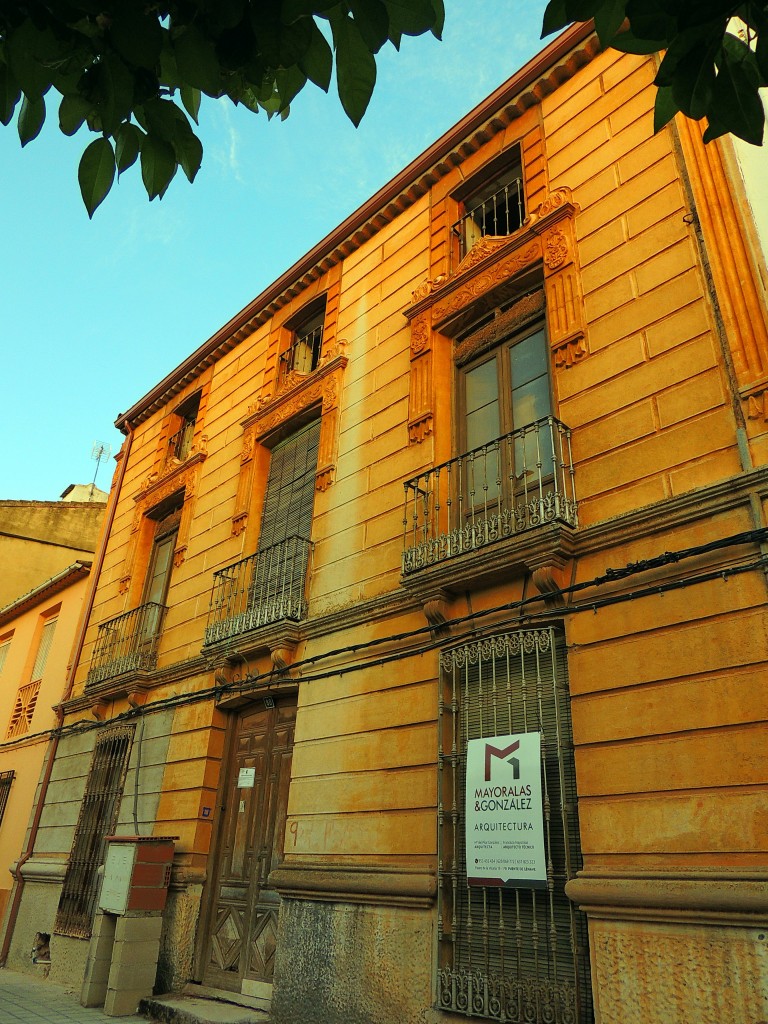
(527, 553, 571, 606)
(423, 590, 452, 636)
(530, 188, 588, 370)
(407, 312, 434, 444)
(270, 641, 298, 673)
(91, 699, 109, 721)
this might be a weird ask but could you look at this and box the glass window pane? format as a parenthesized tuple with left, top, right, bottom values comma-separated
(465, 359, 499, 414)
(512, 374, 551, 429)
(509, 329, 548, 388)
(467, 403, 500, 452)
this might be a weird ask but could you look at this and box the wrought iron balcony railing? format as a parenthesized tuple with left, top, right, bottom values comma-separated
(402, 417, 577, 575)
(205, 535, 312, 646)
(452, 176, 525, 270)
(86, 602, 167, 686)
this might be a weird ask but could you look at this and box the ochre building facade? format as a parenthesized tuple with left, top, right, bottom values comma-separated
(4, 25, 767, 1024)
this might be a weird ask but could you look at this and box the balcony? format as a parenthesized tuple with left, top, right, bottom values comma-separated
(205, 536, 312, 646)
(86, 602, 166, 686)
(402, 417, 577, 576)
(451, 176, 525, 272)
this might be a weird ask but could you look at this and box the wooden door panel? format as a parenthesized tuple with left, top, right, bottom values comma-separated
(203, 697, 296, 992)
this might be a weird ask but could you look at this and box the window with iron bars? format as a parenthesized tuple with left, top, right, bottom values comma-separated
(437, 627, 593, 1023)
(0, 770, 15, 828)
(280, 300, 326, 381)
(452, 146, 525, 271)
(167, 391, 201, 464)
(54, 725, 134, 938)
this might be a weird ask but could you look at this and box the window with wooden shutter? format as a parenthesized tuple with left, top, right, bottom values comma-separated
(0, 633, 11, 673)
(250, 419, 321, 624)
(436, 627, 592, 1023)
(5, 617, 57, 738)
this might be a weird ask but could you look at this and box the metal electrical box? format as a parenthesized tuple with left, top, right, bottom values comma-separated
(99, 835, 176, 915)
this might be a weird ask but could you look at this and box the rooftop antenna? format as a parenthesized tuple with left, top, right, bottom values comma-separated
(90, 441, 112, 495)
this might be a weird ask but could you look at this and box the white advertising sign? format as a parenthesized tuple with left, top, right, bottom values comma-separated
(237, 767, 256, 788)
(465, 731, 547, 889)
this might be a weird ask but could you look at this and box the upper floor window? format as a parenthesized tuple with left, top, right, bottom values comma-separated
(0, 770, 14, 828)
(452, 146, 525, 268)
(143, 494, 183, 609)
(6, 615, 57, 738)
(0, 632, 12, 673)
(280, 298, 326, 382)
(168, 391, 201, 464)
(460, 315, 553, 497)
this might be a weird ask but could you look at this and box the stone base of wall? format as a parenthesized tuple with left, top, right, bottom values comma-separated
(157, 882, 204, 992)
(568, 872, 768, 1024)
(270, 898, 433, 1024)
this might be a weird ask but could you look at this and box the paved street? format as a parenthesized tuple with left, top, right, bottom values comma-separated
(0, 969, 147, 1024)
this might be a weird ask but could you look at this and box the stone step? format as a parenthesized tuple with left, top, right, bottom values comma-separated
(140, 987, 270, 1024)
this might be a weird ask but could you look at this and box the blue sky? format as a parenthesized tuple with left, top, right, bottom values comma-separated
(0, 3, 550, 501)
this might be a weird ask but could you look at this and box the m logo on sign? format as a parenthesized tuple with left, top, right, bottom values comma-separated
(484, 739, 520, 781)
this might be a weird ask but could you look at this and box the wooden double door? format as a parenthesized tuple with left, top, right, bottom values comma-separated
(202, 696, 296, 992)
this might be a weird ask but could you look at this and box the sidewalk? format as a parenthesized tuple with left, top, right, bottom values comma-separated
(0, 969, 269, 1024)
(0, 968, 147, 1024)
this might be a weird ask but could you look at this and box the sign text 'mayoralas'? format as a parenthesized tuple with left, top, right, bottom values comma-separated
(474, 783, 532, 812)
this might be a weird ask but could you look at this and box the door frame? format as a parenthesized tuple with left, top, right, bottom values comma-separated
(192, 683, 298, 988)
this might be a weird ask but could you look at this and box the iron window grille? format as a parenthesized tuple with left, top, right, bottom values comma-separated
(280, 303, 325, 380)
(166, 392, 201, 465)
(437, 627, 592, 1023)
(54, 725, 134, 938)
(452, 147, 525, 271)
(0, 770, 15, 828)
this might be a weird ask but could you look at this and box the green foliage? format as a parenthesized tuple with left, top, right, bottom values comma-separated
(543, 0, 767, 145)
(0, 0, 443, 215)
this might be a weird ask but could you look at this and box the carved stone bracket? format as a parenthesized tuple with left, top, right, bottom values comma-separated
(742, 378, 768, 421)
(270, 640, 298, 672)
(530, 188, 588, 370)
(422, 590, 452, 636)
(527, 552, 572, 606)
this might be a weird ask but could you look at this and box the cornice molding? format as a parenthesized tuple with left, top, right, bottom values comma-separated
(567, 870, 768, 925)
(115, 27, 600, 432)
(270, 860, 437, 908)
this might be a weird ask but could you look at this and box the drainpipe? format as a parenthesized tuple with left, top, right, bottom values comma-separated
(0, 427, 134, 966)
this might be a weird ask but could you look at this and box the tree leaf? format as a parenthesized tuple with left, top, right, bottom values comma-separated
(59, 93, 91, 135)
(625, 0, 676, 39)
(331, 12, 377, 125)
(115, 122, 143, 174)
(276, 66, 308, 111)
(430, 0, 445, 40)
(97, 52, 136, 134)
(180, 83, 202, 123)
(109, 9, 164, 71)
(140, 132, 178, 199)
(172, 125, 203, 183)
(78, 136, 116, 217)
(298, 21, 333, 91)
(541, 0, 570, 37)
(5, 20, 59, 98)
(593, 0, 628, 48)
(669, 40, 719, 120)
(710, 44, 765, 145)
(18, 93, 45, 146)
(0, 62, 21, 127)
(174, 25, 221, 97)
(383, 0, 439, 36)
(349, 0, 390, 53)
(653, 84, 679, 133)
(609, 25, 666, 54)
